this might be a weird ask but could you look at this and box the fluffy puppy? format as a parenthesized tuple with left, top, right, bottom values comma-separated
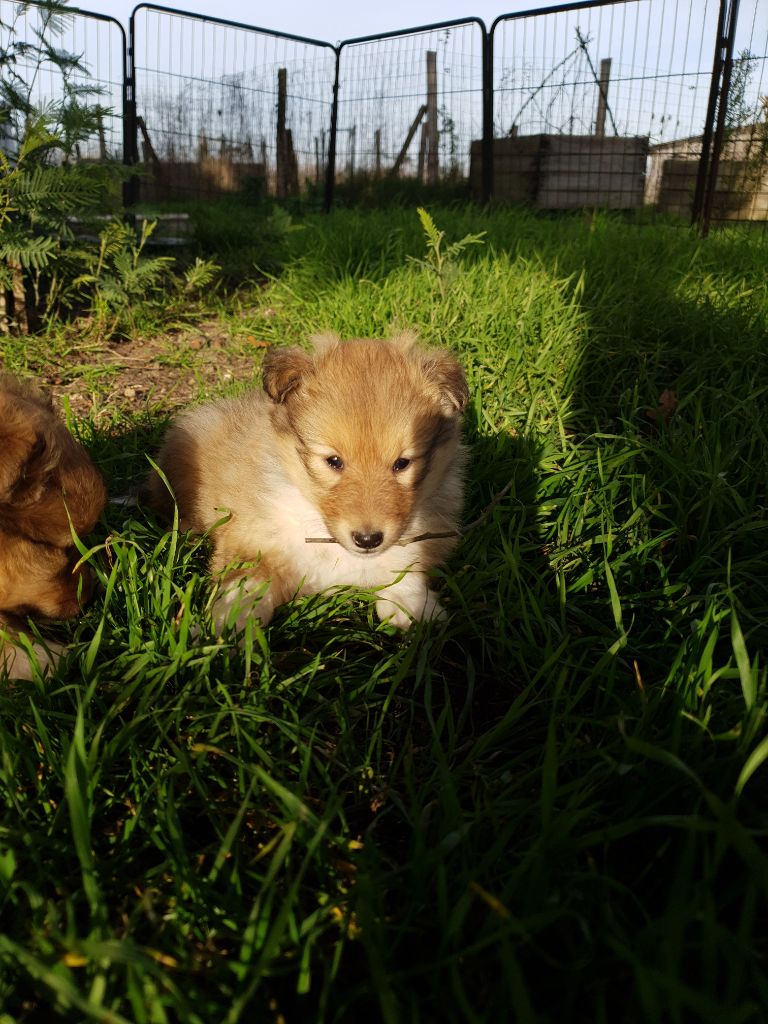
(0, 374, 107, 679)
(148, 331, 468, 632)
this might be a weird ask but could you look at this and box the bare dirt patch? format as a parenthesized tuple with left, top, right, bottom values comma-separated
(37, 320, 271, 424)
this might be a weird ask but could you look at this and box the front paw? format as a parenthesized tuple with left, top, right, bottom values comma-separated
(376, 589, 447, 630)
(0, 636, 62, 680)
(211, 578, 275, 635)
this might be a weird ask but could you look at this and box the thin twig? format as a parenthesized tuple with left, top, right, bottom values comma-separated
(305, 477, 516, 546)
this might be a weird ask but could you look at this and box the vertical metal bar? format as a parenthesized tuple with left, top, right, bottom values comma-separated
(324, 46, 341, 213)
(425, 49, 438, 184)
(124, 9, 139, 209)
(700, 0, 741, 234)
(692, 0, 728, 226)
(482, 23, 494, 204)
(276, 66, 287, 198)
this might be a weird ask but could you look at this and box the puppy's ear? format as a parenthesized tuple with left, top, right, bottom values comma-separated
(0, 429, 48, 503)
(422, 350, 469, 415)
(310, 331, 341, 355)
(390, 329, 420, 352)
(262, 347, 313, 403)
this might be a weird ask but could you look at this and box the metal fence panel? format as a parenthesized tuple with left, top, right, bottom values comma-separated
(491, 0, 724, 215)
(335, 20, 486, 193)
(706, 0, 768, 224)
(2, 0, 766, 226)
(0, 0, 126, 161)
(129, 4, 337, 202)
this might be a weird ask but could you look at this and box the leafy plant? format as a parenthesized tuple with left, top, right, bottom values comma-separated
(407, 206, 486, 297)
(74, 218, 174, 338)
(0, 1, 119, 332)
(72, 219, 222, 338)
(0, 0, 109, 159)
(183, 255, 222, 296)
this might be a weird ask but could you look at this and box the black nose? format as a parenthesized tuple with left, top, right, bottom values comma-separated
(352, 530, 384, 550)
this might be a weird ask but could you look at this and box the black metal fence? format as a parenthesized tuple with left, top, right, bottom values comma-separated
(0, 2, 126, 159)
(127, 5, 336, 202)
(1, 0, 766, 229)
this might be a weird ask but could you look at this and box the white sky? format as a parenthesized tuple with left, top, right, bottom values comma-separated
(76, 0, 554, 45)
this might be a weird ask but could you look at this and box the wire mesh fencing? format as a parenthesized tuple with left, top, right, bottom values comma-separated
(334, 20, 486, 199)
(0, 0, 125, 161)
(705, 0, 768, 223)
(490, 0, 723, 212)
(128, 4, 337, 204)
(1, 0, 767, 226)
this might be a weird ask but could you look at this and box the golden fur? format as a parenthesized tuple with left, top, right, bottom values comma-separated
(147, 332, 468, 631)
(0, 374, 107, 679)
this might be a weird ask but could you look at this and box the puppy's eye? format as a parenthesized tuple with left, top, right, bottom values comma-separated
(326, 455, 344, 471)
(392, 457, 411, 473)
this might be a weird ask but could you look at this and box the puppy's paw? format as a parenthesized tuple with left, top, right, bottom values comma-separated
(376, 588, 447, 630)
(211, 578, 276, 636)
(0, 636, 62, 681)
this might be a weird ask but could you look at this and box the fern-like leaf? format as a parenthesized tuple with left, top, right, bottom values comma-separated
(0, 231, 58, 270)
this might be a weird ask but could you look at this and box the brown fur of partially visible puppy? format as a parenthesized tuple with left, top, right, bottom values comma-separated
(0, 374, 107, 680)
(147, 331, 468, 633)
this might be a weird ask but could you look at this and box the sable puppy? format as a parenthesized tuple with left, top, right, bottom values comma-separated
(0, 375, 107, 679)
(147, 331, 468, 632)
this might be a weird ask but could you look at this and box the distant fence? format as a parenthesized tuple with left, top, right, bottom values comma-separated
(127, 5, 336, 204)
(1, 0, 766, 229)
(335, 20, 488, 190)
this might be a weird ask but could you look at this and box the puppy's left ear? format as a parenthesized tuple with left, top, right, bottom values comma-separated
(423, 350, 469, 415)
(262, 347, 313, 403)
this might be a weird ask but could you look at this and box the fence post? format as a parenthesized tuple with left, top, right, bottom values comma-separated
(425, 50, 438, 184)
(482, 22, 494, 205)
(324, 47, 341, 212)
(124, 12, 139, 209)
(693, 0, 740, 232)
(700, 0, 741, 233)
(595, 58, 612, 137)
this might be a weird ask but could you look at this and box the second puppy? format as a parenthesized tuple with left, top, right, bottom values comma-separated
(0, 374, 107, 679)
(148, 331, 468, 632)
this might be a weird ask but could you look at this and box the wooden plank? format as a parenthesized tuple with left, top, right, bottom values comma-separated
(391, 105, 426, 176)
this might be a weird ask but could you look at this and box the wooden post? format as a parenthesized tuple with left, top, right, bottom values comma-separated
(314, 136, 321, 183)
(10, 263, 29, 334)
(285, 129, 299, 194)
(417, 122, 427, 182)
(391, 104, 426, 176)
(137, 116, 161, 166)
(374, 128, 381, 178)
(97, 113, 107, 159)
(425, 50, 438, 184)
(595, 58, 612, 137)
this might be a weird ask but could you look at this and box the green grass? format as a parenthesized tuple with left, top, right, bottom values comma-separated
(1, 207, 767, 1022)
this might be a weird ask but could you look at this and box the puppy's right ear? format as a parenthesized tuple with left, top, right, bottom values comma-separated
(262, 347, 313, 403)
(0, 430, 48, 502)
